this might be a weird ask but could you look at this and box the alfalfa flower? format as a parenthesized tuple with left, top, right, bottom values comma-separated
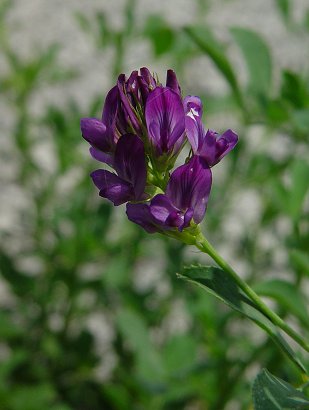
(185, 95, 238, 167)
(126, 155, 212, 232)
(81, 67, 238, 237)
(90, 133, 147, 206)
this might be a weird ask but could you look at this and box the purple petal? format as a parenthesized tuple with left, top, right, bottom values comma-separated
(140, 67, 157, 89)
(80, 118, 111, 152)
(113, 134, 147, 200)
(150, 194, 181, 226)
(145, 87, 185, 156)
(102, 85, 119, 128)
(126, 203, 159, 233)
(184, 95, 203, 119)
(166, 155, 212, 224)
(89, 147, 114, 166)
(127, 70, 139, 99)
(150, 194, 193, 231)
(137, 75, 150, 105)
(180, 207, 194, 231)
(199, 129, 238, 166)
(117, 74, 141, 133)
(91, 169, 133, 206)
(166, 69, 181, 96)
(215, 129, 238, 163)
(185, 115, 205, 153)
(198, 129, 217, 165)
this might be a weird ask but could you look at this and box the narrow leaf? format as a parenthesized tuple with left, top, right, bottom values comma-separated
(254, 279, 309, 326)
(274, 0, 291, 25)
(230, 27, 272, 96)
(252, 368, 309, 409)
(179, 265, 307, 373)
(289, 159, 309, 220)
(184, 26, 244, 111)
(290, 250, 309, 278)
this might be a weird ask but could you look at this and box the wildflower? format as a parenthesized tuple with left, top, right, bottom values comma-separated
(126, 156, 212, 232)
(81, 67, 238, 235)
(185, 95, 238, 167)
(145, 86, 185, 170)
(91, 134, 146, 205)
(81, 86, 119, 165)
(81, 68, 183, 164)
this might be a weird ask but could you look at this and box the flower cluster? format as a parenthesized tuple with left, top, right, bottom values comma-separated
(81, 68, 238, 234)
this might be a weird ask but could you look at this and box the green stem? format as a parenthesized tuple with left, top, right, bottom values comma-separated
(195, 233, 309, 353)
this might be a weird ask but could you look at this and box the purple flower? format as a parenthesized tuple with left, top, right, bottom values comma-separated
(91, 134, 147, 206)
(117, 72, 142, 135)
(81, 86, 119, 165)
(185, 96, 238, 166)
(81, 68, 183, 167)
(81, 67, 238, 235)
(166, 69, 181, 96)
(126, 155, 212, 232)
(184, 95, 203, 121)
(145, 86, 185, 164)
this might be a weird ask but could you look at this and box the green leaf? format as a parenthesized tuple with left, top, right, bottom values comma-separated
(0, 249, 34, 296)
(290, 250, 309, 277)
(281, 71, 308, 109)
(292, 109, 309, 135)
(270, 159, 309, 220)
(179, 265, 307, 373)
(144, 15, 175, 56)
(9, 384, 56, 410)
(252, 368, 309, 409)
(305, 9, 309, 32)
(163, 334, 198, 376)
(254, 279, 309, 326)
(116, 309, 166, 382)
(0, 312, 23, 340)
(184, 26, 244, 111)
(230, 27, 272, 96)
(274, 0, 291, 25)
(289, 159, 309, 220)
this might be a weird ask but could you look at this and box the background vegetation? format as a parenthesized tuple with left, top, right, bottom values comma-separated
(0, 0, 309, 408)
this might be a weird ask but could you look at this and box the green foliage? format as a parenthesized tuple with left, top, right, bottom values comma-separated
(230, 27, 272, 97)
(144, 15, 175, 56)
(274, 0, 291, 25)
(252, 369, 309, 409)
(184, 25, 245, 111)
(179, 265, 307, 373)
(1, 0, 309, 408)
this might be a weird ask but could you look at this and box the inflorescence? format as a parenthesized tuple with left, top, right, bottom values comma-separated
(80, 68, 238, 234)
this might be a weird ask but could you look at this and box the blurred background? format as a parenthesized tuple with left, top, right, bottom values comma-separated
(0, 0, 309, 409)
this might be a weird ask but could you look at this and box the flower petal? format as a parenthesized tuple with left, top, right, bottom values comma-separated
(150, 194, 180, 226)
(198, 129, 217, 165)
(185, 115, 205, 153)
(113, 134, 147, 200)
(89, 147, 114, 166)
(80, 118, 111, 151)
(102, 85, 119, 128)
(199, 129, 238, 166)
(145, 87, 185, 156)
(127, 70, 139, 99)
(180, 207, 194, 231)
(166, 155, 212, 224)
(126, 203, 159, 233)
(215, 129, 238, 163)
(166, 69, 181, 95)
(140, 67, 156, 89)
(91, 169, 133, 206)
(184, 95, 203, 119)
(117, 74, 141, 133)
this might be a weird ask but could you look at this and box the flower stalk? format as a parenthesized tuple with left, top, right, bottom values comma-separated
(194, 232, 309, 355)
